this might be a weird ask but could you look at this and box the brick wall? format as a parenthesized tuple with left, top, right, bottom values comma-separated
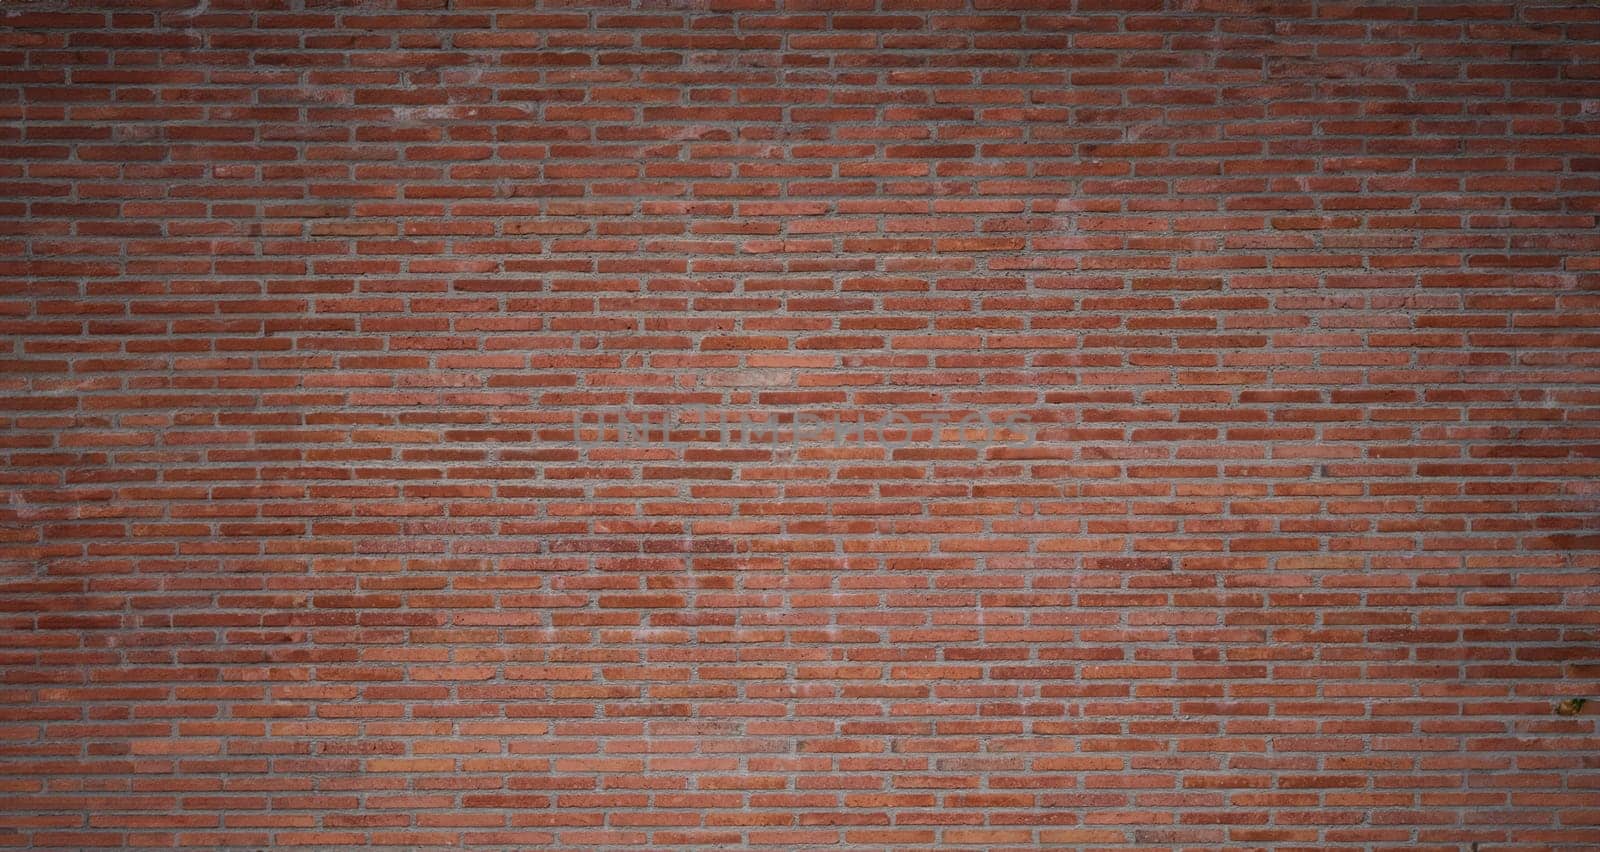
(3, 1, 1600, 849)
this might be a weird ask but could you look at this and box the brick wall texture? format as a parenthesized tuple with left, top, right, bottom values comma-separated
(4, 1, 1600, 849)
